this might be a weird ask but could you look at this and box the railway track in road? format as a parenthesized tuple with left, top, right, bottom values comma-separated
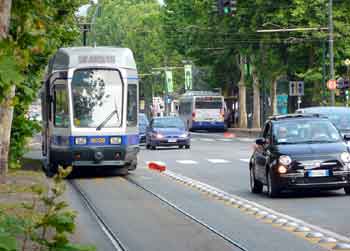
(70, 177, 248, 251)
(70, 180, 128, 251)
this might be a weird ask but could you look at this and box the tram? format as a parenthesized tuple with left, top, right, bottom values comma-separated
(41, 47, 139, 176)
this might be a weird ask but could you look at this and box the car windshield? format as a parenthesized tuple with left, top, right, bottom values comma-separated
(153, 117, 185, 129)
(71, 69, 123, 128)
(273, 119, 342, 144)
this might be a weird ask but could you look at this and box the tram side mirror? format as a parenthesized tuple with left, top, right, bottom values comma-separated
(343, 134, 350, 141)
(255, 138, 266, 146)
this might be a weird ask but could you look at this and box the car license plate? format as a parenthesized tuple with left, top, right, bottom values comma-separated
(168, 139, 177, 143)
(307, 170, 329, 177)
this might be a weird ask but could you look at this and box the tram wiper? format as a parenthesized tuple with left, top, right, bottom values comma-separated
(96, 105, 120, 131)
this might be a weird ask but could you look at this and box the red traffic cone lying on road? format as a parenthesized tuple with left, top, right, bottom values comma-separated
(148, 161, 167, 172)
(224, 132, 235, 138)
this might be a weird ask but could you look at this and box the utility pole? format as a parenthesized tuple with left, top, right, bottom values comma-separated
(329, 0, 335, 106)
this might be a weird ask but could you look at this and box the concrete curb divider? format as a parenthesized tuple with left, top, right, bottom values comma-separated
(157, 169, 350, 251)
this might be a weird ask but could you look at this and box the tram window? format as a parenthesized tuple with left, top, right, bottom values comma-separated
(71, 69, 123, 128)
(127, 84, 138, 126)
(53, 85, 69, 128)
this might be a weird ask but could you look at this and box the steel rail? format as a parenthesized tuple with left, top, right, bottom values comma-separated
(125, 176, 248, 251)
(70, 180, 127, 251)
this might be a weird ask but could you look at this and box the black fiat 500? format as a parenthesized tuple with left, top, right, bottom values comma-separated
(249, 114, 350, 197)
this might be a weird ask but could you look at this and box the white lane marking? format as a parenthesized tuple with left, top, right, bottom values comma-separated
(238, 138, 254, 142)
(176, 160, 198, 165)
(219, 139, 233, 142)
(200, 138, 215, 142)
(240, 158, 250, 163)
(207, 159, 231, 164)
(163, 170, 350, 243)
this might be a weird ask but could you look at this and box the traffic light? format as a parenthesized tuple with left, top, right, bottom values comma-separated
(218, 0, 237, 16)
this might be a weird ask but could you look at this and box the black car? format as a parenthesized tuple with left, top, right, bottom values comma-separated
(297, 106, 350, 136)
(249, 114, 350, 197)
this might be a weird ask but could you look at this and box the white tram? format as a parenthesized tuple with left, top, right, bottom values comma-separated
(41, 47, 139, 176)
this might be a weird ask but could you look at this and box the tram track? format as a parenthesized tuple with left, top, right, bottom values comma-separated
(125, 176, 248, 251)
(70, 180, 128, 251)
(70, 176, 248, 251)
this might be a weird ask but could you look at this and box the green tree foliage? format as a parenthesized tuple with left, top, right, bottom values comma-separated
(92, 0, 183, 95)
(163, 0, 350, 108)
(0, 0, 88, 169)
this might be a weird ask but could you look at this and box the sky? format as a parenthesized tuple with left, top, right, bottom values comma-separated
(77, 0, 164, 17)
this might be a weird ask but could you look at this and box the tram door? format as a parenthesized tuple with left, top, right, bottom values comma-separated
(42, 76, 69, 159)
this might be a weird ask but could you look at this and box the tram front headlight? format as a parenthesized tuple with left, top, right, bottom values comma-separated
(110, 137, 122, 145)
(75, 137, 87, 145)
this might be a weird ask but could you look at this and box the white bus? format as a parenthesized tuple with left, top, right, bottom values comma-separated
(178, 91, 226, 131)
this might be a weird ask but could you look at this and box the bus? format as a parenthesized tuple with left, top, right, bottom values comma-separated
(178, 91, 226, 131)
(41, 47, 139, 176)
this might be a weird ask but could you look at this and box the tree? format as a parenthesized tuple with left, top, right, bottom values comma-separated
(0, 0, 87, 182)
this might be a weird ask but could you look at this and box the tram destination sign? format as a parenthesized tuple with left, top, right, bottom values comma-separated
(78, 55, 116, 64)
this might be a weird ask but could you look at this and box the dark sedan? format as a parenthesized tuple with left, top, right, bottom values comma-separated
(146, 116, 190, 150)
(139, 113, 149, 144)
(297, 106, 350, 135)
(249, 114, 350, 197)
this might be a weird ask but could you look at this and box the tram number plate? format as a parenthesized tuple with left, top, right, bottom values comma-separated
(307, 170, 329, 177)
(90, 137, 106, 144)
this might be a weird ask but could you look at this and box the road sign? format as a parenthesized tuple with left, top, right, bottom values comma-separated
(165, 70, 173, 93)
(184, 64, 192, 90)
(289, 81, 304, 96)
(327, 79, 337, 90)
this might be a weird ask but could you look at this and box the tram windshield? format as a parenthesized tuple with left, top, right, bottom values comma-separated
(71, 69, 123, 128)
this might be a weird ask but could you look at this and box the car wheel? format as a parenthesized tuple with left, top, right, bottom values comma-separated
(345, 187, 350, 195)
(179, 145, 184, 149)
(267, 171, 279, 198)
(185, 145, 190, 149)
(250, 166, 263, 194)
(151, 145, 156, 150)
(146, 144, 150, 149)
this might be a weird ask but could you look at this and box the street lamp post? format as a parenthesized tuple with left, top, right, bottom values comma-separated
(329, 0, 335, 106)
(344, 59, 350, 107)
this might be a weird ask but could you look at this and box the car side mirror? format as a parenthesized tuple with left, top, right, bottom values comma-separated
(256, 138, 266, 145)
(344, 134, 350, 141)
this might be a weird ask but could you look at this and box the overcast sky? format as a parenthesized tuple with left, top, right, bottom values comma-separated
(77, 0, 164, 17)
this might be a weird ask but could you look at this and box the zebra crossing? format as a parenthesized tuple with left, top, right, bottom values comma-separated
(146, 158, 232, 166)
(191, 137, 253, 143)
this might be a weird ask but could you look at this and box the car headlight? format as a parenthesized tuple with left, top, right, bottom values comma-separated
(75, 137, 87, 145)
(279, 155, 292, 166)
(155, 133, 164, 139)
(180, 133, 188, 138)
(340, 152, 350, 163)
(110, 136, 122, 145)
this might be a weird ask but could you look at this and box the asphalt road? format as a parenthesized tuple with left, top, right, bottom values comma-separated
(24, 133, 349, 251)
(140, 133, 350, 238)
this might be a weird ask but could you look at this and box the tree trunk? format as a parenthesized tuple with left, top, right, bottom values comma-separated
(270, 77, 278, 115)
(238, 55, 247, 128)
(0, 0, 12, 39)
(0, 0, 12, 183)
(252, 65, 261, 128)
(0, 86, 15, 183)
